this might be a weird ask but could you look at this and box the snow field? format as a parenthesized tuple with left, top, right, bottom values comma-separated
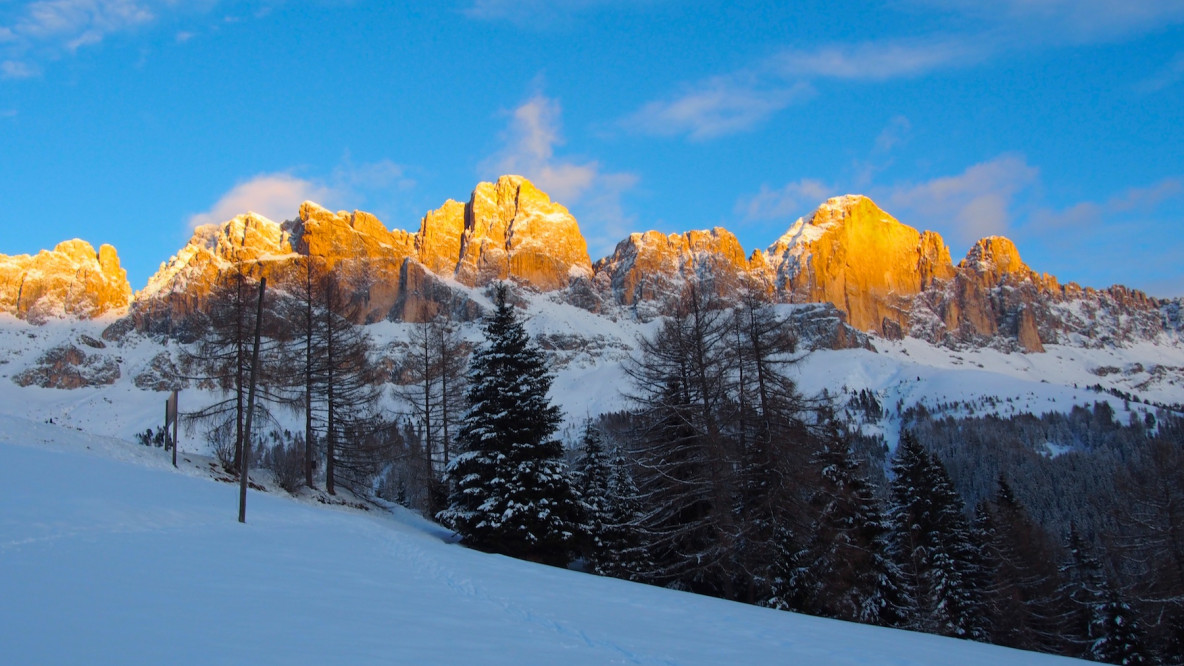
(0, 415, 1089, 665)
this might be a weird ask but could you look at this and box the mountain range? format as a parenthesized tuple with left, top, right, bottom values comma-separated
(2, 174, 1180, 356)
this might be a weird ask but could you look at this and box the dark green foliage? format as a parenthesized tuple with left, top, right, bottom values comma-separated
(978, 477, 1069, 653)
(437, 284, 584, 566)
(1090, 594, 1150, 665)
(793, 440, 905, 626)
(573, 420, 612, 561)
(591, 443, 648, 579)
(888, 431, 985, 639)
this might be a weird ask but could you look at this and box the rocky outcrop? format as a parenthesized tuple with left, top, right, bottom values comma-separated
(754, 196, 1176, 352)
(762, 196, 955, 337)
(133, 175, 593, 327)
(596, 227, 757, 313)
(13, 343, 120, 388)
(0, 240, 131, 323)
(133, 352, 187, 392)
(455, 176, 592, 291)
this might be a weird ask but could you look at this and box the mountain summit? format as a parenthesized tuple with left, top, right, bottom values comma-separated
(0, 240, 131, 323)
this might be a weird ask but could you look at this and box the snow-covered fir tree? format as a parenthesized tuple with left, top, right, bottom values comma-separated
(1090, 593, 1150, 665)
(794, 439, 905, 626)
(436, 284, 585, 566)
(573, 419, 612, 562)
(888, 431, 985, 640)
(593, 444, 649, 580)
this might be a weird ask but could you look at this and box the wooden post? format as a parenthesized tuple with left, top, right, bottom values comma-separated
(239, 278, 266, 524)
(167, 390, 179, 467)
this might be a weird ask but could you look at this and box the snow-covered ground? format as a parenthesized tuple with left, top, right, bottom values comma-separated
(4, 296, 1182, 457)
(0, 414, 1088, 665)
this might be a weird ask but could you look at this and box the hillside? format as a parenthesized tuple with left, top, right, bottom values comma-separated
(0, 414, 1089, 665)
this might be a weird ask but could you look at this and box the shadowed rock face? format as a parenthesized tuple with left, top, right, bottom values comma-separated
(0, 240, 131, 323)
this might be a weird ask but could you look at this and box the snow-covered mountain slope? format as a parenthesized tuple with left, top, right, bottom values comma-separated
(1, 287, 1181, 457)
(0, 415, 1088, 665)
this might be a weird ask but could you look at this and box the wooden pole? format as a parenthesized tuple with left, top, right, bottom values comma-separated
(239, 278, 266, 524)
(169, 390, 179, 468)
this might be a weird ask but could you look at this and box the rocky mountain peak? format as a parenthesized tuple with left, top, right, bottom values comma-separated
(761, 194, 955, 336)
(456, 175, 592, 290)
(961, 236, 1031, 281)
(0, 239, 131, 323)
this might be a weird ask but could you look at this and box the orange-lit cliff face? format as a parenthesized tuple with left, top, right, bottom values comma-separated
(0, 240, 131, 323)
(134, 175, 594, 327)
(4, 178, 1174, 353)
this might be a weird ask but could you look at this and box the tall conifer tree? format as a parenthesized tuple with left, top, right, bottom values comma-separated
(437, 284, 584, 566)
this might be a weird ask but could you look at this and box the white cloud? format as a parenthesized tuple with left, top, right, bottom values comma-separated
(736, 179, 833, 223)
(623, 36, 982, 141)
(187, 158, 418, 233)
(914, 0, 1184, 42)
(879, 153, 1039, 247)
(1, 0, 226, 75)
(332, 157, 415, 196)
(1029, 178, 1184, 233)
(874, 115, 913, 153)
(622, 77, 813, 141)
(624, 1, 1184, 141)
(188, 174, 333, 230)
(772, 39, 983, 81)
(463, 0, 651, 26)
(15, 0, 156, 44)
(1137, 52, 1184, 93)
(483, 93, 638, 257)
(1, 59, 39, 78)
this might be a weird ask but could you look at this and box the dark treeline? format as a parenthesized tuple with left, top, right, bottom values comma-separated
(897, 403, 1184, 663)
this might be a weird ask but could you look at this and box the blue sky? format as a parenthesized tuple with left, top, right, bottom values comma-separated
(2, 1, 1182, 297)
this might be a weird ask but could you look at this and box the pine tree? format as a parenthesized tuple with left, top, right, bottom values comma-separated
(1091, 593, 1150, 665)
(573, 419, 612, 562)
(308, 271, 387, 496)
(622, 285, 738, 595)
(796, 439, 905, 626)
(594, 444, 648, 579)
(397, 314, 468, 482)
(182, 264, 288, 473)
(888, 431, 984, 639)
(437, 284, 584, 566)
(981, 476, 1068, 652)
(1060, 524, 1110, 658)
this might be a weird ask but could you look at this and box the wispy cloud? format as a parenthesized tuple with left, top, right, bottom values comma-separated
(623, 36, 983, 140)
(736, 179, 833, 223)
(483, 93, 638, 257)
(1, 59, 39, 78)
(0, 0, 222, 78)
(913, 0, 1184, 42)
(463, 0, 654, 27)
(772, 38, 983, 81)
(188, 158, 417, 231)
(625, 2, 1184, 141)
(188, 173, 333, 230)
(622, 76, 814, 141)
(1137, 52, 1184, 93)
(879, 153, 1040, 248)
(1028, 177, 1184, 235)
